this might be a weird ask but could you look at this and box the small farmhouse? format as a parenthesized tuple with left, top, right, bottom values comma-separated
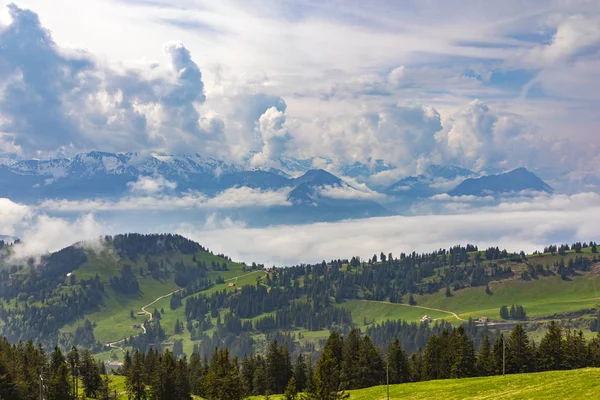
(421, 315, 432, 323)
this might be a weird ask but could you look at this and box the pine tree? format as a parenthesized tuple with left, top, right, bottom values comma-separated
(449, 327, 476, 378)
(127, 350, 147, 400)
(80, 349, 102, 398)
(491, 333, 505, 375)
(499, 305, 509, 320)
(204, 348, 244, 400)
(48, 363, 72, 400)
(475, 335, 494, 376)
(306, 332, 349, 400)
(587, 332, 600, 367)
(67, 346, 80, 400)
(563, 329, 587, 369)
(293, 354, 308, 392)
(266, 340, 293, 394)
(151, 350, 177, 400)
(538, 321, 563, 371)
(283, 376, 298, 400)
(0, 355, 17, 400)
(386, 338, 410, 384)
(341, 329, 361, 389)
(358, 335, 384, 388)
(506, 324, 533, 374)
(408, 294, 416, 306)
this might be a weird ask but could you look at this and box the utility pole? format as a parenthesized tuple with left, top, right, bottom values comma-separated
(386, 358, 390, 400)
(39, 374, 44, 400)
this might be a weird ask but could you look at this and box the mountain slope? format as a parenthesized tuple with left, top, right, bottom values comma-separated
(448, 167, 553, 196)
(385, 165, 475, 198)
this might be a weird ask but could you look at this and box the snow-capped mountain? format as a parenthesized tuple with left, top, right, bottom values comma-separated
(386, 165, 476, 198)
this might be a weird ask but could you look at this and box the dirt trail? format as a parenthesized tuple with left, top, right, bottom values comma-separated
(106, 270, 261, 347)
(360, 299, 467, 321)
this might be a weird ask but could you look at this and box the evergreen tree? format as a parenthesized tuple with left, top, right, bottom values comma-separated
(283, 376, 298, 400)
(506, 324, 533, 374)
(499, 305, 509, 320)
(341, 328, 361, 389)
(80, 349, 102, 398)
(408, 294, 416, 306)
(409, 349, 423, 382)
(358, 335, 384, 388)
(204, 348, 245, 400)
(491, 333, 505, 375)
(475, 335, 494, 376)
(538, 321, 563, 371)
(563, 329, 587, 370)
(67, 346, 80, 400)
(0, 356, 17, 400)
(127, 350, 147, 400)
(587, 332, 600, 367)
(48, 347, 72, 400)
(386, 338, 410, 384)
(306, 331, 349, 400)
(188, 353, 206, 397)
(449, 327, 476, 378)
(293, 354, 308, 392)
(266, 340, 293, 394)
(150, 350, 177, 400)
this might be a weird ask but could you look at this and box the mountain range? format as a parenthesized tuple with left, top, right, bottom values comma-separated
(0, 151, 554, 224)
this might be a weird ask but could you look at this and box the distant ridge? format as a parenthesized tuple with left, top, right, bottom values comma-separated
(448, 167, 553, 196)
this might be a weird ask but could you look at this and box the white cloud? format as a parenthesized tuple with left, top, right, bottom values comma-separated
(9, 214, 103, 262)
(0, 198, 32, 235)
(127, 175, 177, 194)
(250, 106, 293, 168)
(318, 183, 386, 201)
(37, 186, 291, 212)
(181, 192, 600, 266)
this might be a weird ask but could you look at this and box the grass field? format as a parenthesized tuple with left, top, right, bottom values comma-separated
(339, 299, 449, 325)
(414, 273, 600, 322)
(247, 368, 600, 400)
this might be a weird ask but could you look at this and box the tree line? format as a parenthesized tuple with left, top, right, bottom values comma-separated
(3, 319, 600, 400)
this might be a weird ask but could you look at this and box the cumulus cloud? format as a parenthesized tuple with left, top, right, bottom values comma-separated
(435, 99, 550, 172)
(0, 198, 32, 235)
(127, 175, 177, 194)
(516, 15, 600, 68)
(250, 106, 293, 167)
(0, 4, 223, 157)
(295, 103, 443, 172)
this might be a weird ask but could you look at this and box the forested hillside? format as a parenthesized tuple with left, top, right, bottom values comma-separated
(1, 234, 599, 365)
(2, 323, 600, 399)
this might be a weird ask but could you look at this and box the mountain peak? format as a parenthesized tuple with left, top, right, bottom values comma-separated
(293, 169, 342, 187)
(449, 167, 553, 196)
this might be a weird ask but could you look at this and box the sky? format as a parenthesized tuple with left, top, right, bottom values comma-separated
(1, 0, 599, 264)
(0, 0, 599, 179)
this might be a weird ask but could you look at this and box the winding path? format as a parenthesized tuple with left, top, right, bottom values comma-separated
(360, 299, 467, 321)
(106, 270, 261, 348)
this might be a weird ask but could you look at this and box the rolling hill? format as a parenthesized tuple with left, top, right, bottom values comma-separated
(248, 368, 600, 400)
(1, 234, 599, 364)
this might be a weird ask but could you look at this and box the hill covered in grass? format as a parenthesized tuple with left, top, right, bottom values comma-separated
(1, 234, 600, 363)
(248, 368, 600, 400)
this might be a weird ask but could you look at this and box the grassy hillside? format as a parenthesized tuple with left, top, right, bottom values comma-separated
(414, 272, 600, 321)
(247, 368, 600, 400)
